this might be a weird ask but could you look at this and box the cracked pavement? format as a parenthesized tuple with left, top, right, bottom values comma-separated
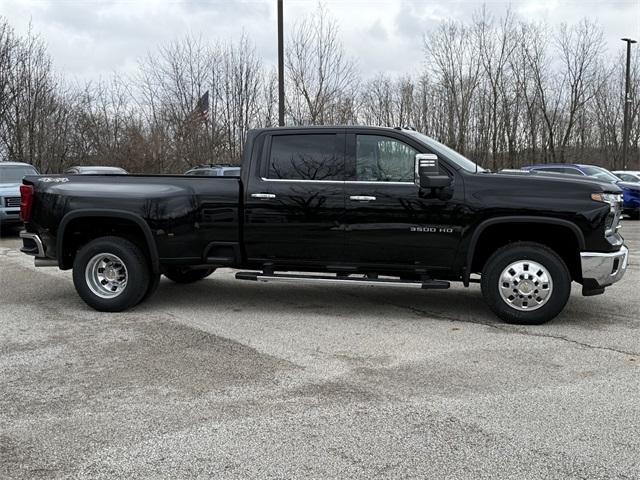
(1, 221, 639, 479)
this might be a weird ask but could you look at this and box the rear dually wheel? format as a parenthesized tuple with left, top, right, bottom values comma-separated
(72, 236, 150, 312)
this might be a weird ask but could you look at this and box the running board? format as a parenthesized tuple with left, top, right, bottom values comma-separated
(235, 272, 450, 290)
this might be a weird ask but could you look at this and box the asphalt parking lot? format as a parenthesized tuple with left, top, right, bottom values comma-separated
(1, 222, 639, 479)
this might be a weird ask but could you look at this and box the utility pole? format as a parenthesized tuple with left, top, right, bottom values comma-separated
(621, 38, 636, 169)
(277, 0, 285, 127)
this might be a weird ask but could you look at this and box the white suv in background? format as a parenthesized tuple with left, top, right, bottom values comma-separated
(0, 162, 39, 231)
(612, 171, 640, 183)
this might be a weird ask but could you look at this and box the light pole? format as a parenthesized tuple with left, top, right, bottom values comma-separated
(621, 37, 636, 169)
(277, 0, 285, 127)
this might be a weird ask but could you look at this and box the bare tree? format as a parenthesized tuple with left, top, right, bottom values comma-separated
(214, 34, 263, 163)
(474, 7, 517, 169)
(425, 20, 482, 154)
(286, 4, 359, 125)
(0, 8, 636, 175)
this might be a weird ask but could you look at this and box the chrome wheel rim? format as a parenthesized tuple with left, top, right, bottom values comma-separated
(498, 260, 553, 312)
(85, 253, 128, 299)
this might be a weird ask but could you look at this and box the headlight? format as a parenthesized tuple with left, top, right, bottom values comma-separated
(592, 193, 623, 235)
(591, 193, 623, 205)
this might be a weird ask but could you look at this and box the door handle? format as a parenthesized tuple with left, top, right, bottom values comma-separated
(349, 195, 376, 202)
(251, 193, 276, 199)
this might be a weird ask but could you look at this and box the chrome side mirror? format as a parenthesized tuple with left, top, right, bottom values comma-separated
(415, 153, 452, 189)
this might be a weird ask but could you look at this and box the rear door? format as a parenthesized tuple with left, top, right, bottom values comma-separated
(243, 129, 346, 266)
(343, 131, 464, 272)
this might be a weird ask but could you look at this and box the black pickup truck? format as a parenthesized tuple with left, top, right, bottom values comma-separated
(19, 126, 628, 324)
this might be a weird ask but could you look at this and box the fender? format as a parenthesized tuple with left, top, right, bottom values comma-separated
(463, 216, 586, 286)
(56, 209, 160, 274)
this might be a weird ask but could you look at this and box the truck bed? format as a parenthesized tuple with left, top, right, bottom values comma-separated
(24, 174, 242, 265)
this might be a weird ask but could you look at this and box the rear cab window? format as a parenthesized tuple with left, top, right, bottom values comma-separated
(266, 133, 344, 181)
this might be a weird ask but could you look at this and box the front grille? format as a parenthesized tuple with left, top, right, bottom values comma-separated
(4, 197, 20, 208)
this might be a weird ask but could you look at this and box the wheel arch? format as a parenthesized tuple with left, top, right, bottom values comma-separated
(464, 216, 586, 286)
(57, 209, 160, 274)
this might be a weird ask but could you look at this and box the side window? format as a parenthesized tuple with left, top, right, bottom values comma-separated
(535, 167, 565, 174)
(268, 134, 343, 181)
(562, 168, 583, 176)
(356, 135, 417, 182)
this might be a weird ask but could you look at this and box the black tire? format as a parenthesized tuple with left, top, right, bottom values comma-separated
(139, 272, 161, 304)
(480, 242, 571, 325)
(72, 236, 150, 312)
(164, 267, 215, 284)
(630, 209, 640, 220)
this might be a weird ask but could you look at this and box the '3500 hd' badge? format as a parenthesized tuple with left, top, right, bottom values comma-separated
(410, 226, 454, 233)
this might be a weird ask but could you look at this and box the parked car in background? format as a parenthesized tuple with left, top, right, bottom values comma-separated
(523, 164, 640, 219)
(64, 166, 128, 175)
(1, 162, 39, 229)
(185, 165, 240, 176)
(612, 171, 640, 183)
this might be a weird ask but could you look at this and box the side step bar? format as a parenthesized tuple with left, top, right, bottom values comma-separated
(235, 272, 450, 290)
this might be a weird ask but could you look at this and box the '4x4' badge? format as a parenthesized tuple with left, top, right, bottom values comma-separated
(40, 177, 69, 183)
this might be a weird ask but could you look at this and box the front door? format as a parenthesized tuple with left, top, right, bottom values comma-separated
(343, 132, 464, 273)
(243, 129, 346, 266)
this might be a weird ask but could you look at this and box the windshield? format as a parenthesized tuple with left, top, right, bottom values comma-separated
(0, 165, 38, 183)
(405, 131, 485, 173)
(580, 166, 620, 183)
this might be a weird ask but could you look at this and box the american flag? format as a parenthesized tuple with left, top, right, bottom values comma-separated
(190, 90, 209, 124)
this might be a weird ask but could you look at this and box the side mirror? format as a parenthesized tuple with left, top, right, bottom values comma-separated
(415, 153, 452, 189)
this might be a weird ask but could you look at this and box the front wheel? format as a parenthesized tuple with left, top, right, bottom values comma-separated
(480, 242, 571, 325)
(72, 236, 150, 312)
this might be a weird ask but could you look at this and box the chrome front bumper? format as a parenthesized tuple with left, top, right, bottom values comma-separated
(580, 246, 629, 288)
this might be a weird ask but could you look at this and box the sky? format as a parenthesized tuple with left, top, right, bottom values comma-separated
(1, 0, 639, 82)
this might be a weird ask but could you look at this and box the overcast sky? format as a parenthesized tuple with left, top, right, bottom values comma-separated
(1, 0, 639, 82)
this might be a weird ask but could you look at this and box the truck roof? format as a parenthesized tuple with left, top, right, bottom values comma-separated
(251, 125, 413, 134)
(524, 163, 601, 169)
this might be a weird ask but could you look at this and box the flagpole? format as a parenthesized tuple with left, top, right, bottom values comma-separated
(277, 0, 285, 127)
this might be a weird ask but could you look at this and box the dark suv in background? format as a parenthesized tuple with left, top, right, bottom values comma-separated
(185, 165, 240, 176)
(64, 166, 128, 175)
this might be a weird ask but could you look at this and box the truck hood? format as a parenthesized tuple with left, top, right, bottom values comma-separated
(0, 183, 21, 196)
(489, 170, 622, 193)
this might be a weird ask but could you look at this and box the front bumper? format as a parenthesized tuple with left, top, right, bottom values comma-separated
(580, 246, 628, 289)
